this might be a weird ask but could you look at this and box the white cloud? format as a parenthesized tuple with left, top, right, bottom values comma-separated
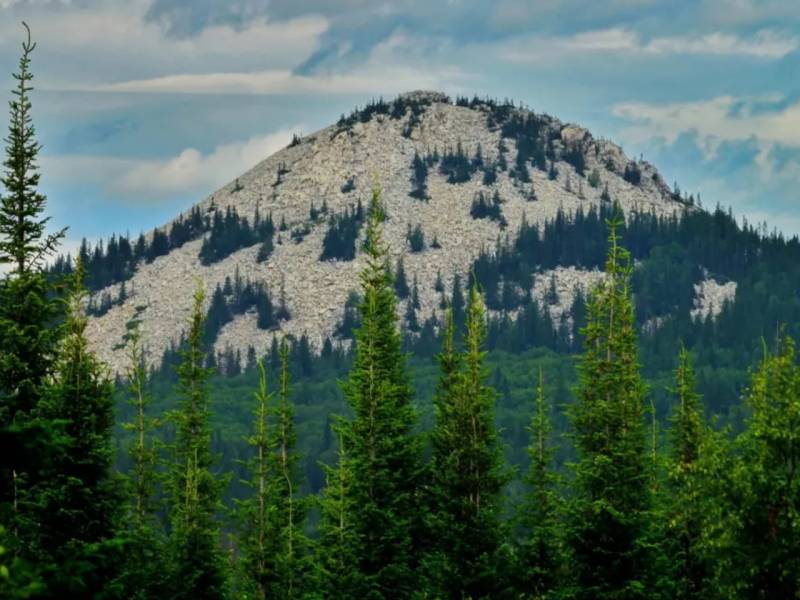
(500, 27, 799, 63)
(41, 128, 301, 201)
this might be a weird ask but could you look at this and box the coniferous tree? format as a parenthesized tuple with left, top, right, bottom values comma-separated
(732, 336, 800, 598)
(429, 287, 508, 598)
(166, 284, 228, 600)
(265, 339, 311, 598)
(119, 318, 166, 600)
(235, 360, 273, 599)
(568, 221, 651, 600)
(317, 430, 361, 598)
(0, 23, 65, 546)
(515, 368, 563, 598)
(328, 187, 424, 596)
(29, 261, 122, 596)
(661, 345, 711, 600)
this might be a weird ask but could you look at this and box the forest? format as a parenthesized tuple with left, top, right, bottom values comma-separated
(3, 28, 800, 600)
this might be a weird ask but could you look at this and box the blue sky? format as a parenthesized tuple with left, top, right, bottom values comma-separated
(2, 0, 800, 254)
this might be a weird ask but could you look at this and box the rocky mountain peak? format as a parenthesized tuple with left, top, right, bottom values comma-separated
(83, 92, 690, 373)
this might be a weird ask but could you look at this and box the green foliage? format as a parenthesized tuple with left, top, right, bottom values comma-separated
(568, 221, 652, 599)
(428, 289, 510, 598)
(328, 187, 424, 596)
(514, 368, 564, 598)
(166, 283, 229, 600)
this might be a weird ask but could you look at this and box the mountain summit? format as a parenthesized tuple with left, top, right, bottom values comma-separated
(83, 91, 691, 372)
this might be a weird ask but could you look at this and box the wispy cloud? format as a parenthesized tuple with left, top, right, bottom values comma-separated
(500, 28, 798, 63)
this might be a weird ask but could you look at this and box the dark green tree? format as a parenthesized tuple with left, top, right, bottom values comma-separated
(661, 345, 711, 600)
(568, 221, 651, 600)
(0, 23, 65, 547)
(515, 367, 563, 598)
(428, 285, 508, 598)
(166, 284, 228, 600)
(28, 262, 122, 597)
(732, 336, 800, 598)
(332, 186, 424, 596)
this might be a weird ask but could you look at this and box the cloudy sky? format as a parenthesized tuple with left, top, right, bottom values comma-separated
(2, 0, 800, 252)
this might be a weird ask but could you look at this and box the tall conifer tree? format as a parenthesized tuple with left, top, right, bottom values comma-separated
(167, 284, 228, 600)
(516, 368, 563, 598)
(429, 285, 508, 598)
(0, 23, 65, 546)
(568, 221, 651, 599)
(29, 261, 121, 596)
(333, 186, 423, 596)
(235, 359, 273, 599)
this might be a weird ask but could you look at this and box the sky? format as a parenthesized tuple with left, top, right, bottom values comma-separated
(1, 0, 800, 255)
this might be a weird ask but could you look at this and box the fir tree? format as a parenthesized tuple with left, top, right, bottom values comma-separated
(429, 286, 508, 598)
(331, 186, 424, 596)
(166, 283, 228, 600)
(568, 221, 651, 600)
(515, 367, 563, 598)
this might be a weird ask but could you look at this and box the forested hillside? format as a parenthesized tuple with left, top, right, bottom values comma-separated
(3, 27, 800, 600)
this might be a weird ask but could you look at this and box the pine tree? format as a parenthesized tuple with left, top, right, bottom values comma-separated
(516, 367, 563, 598)
(568, 220, 651, 599)
(329, 186, 423, 596)
(733, 336, 800, 597)
(429, 286, 508, 598)
(235, 360, 273, 599)
(28, 261, 122, 596)
(166, 283, 228, 600)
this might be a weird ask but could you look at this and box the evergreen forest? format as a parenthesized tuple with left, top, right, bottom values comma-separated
(3, 27, 800, 600)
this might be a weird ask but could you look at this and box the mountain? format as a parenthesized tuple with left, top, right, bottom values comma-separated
(77, 90, 700, 373)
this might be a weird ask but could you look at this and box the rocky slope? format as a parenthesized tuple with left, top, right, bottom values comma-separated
(84, 91, 696, 373)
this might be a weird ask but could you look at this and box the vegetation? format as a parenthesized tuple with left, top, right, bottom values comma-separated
(7, 27, 800, 600)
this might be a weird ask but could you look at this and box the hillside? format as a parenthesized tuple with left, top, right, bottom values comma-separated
(77, 91, 694, 373)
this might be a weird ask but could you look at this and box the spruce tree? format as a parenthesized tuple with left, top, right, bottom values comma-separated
(331, 186, 423, 596)
(166, 283, 228, 600)
(429, 286, 508, 598)
(29, 261, 122, 596)
(568, 221, 651, 599)
(515, 367, 563, 598)
(0, 23, 64, 545)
